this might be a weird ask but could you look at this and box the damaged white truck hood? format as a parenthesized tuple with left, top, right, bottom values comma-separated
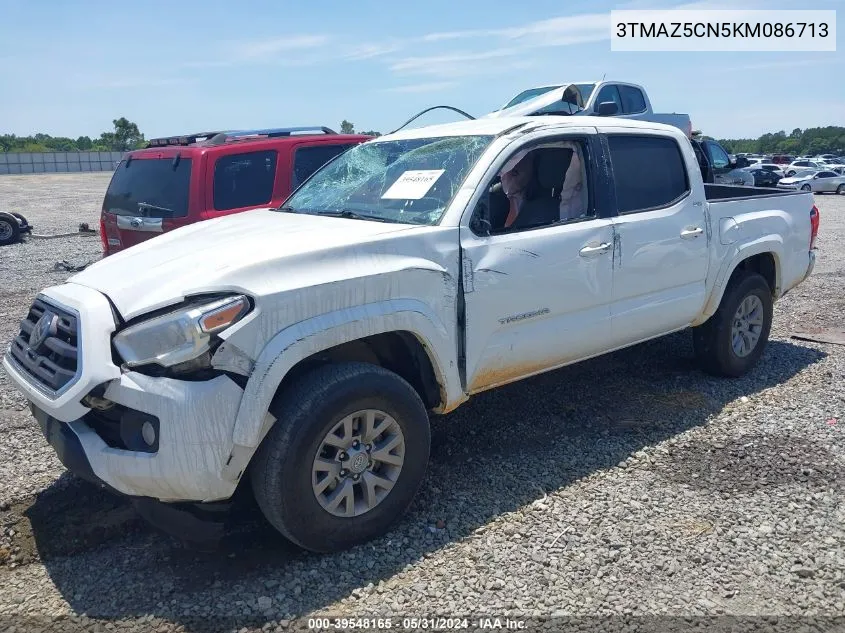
(69, 209, 419, 319)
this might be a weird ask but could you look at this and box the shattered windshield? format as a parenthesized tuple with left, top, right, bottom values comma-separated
(281, 135, 493, 225)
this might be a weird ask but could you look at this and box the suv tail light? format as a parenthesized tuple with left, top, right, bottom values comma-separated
(99, 212, 108, 254)
(810, 204, 819, 250)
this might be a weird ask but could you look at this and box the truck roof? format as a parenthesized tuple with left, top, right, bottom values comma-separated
(380, 115, 688, 142)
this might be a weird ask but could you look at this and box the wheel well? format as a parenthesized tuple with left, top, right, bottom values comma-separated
(730, 252, 777, 296)
(277, 332, 443, 411)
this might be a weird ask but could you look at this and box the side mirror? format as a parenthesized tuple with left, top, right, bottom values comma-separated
(734, 156, 749, 169)
(596, 101, 619, 116)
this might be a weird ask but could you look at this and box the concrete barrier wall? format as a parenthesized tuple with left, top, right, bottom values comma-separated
(0, 151, 126, 175)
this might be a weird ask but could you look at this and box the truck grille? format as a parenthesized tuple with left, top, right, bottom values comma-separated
(8, 298, 79, 393)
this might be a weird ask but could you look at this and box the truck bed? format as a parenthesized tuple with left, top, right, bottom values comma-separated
(705, 183, 806, 201)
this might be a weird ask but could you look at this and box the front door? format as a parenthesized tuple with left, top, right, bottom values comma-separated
(460, 133, 615, 393)
(604, 131, 709, 346)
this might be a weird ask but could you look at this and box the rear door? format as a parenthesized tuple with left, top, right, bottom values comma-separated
(813, 171, 841, 192)
(204, 148, 280, 220)
(604, 130, 709, 346)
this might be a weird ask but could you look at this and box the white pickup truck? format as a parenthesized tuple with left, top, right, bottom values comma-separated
(489, 81, 693, 138)
(4, 116, 818, 553)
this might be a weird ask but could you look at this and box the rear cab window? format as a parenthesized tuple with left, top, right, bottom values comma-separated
(104, 157, 192, 217)
(607, 135, 690, 214)
(212, 150, 278, 211)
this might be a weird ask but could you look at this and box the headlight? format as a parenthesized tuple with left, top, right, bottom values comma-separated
(113, 295, 250, 369)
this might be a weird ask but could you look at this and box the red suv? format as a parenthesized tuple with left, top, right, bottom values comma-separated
(100, 127, 371, 256)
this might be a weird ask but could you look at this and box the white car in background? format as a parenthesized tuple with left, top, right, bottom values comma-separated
(777, 169, 845, 194)
(758, 163, 786, 177)
(785, 160, 825, 176)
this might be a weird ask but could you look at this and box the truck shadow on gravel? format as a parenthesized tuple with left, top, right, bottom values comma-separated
(15, 333, 827, 626)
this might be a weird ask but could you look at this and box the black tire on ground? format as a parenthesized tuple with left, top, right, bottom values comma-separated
(250, 361, 431, 553)
(837, 184, 845, 195)
(0, 212, 21, 246)
(10, 212, 31, 234)
(693, 271, 773, 378)
(801, 184, 812, 191)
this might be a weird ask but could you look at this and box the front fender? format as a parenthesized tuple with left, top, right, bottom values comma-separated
(696, 237, 783, 325)
(230, 299, 463, 450)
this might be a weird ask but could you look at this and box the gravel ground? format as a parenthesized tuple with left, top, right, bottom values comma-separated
(0, 173, 843, 632)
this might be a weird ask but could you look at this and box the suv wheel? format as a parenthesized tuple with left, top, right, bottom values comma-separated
(692, 271, 773, 377)
(251, 362, 431, 553)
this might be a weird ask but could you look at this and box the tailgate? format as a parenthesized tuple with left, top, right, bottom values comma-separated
(103, 154, 195, 252)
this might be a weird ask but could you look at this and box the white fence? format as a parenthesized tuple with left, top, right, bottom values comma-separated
(0, 151, 126, 175)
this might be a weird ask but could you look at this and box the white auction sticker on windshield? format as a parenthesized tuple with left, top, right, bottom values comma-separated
(381, 169, 445, 200)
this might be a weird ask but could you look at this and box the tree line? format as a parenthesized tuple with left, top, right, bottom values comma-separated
(718, 126, 845, 156)
(11, 119, 837, 156)
(1, 118, 145, 153)
(2, 119, 382, 153)
(340, 120, 381, 136)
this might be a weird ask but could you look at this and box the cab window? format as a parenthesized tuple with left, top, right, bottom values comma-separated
(213, 150, 277, 211)
(618, 85, 647, 114)
(471, 140, 593, 235)
(706, 141, 731, 170)
(594, 84, 623, 114)
(292, 144, 353, 189)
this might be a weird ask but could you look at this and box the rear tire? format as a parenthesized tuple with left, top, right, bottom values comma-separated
(693, 271, 773, 378)
(0, 212, 20, 246)
(250, 362, 431, 553)
(837, 184, 845, 195)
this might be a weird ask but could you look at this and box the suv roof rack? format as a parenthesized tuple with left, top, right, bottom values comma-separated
(146, 131, 232, 148)
(146, 126, 338, 148)
(205, 127, 338, 144)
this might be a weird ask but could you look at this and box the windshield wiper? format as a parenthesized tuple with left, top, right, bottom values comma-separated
(137, 201, 175, 215)
(276, 205, 298, 213)
(315, 209, 392, 223)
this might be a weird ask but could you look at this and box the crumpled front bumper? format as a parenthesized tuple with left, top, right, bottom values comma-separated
(31, 404, 231, 543)
(36, 370, 247, 502)
(4, 282, 248, 504)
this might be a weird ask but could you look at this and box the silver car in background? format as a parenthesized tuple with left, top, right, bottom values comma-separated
(777, 169, 845, 194)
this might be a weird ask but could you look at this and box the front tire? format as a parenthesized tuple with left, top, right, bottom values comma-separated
(801, 184, 812, 192)
(837, 184, 845, 195)
(250, 362, 431, 553)
(693, 271, 773, 378)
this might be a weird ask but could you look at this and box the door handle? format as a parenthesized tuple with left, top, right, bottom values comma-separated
(115, 216, 164, 233)
(579, 242, 611, 257)
(680, 227, 704, 239)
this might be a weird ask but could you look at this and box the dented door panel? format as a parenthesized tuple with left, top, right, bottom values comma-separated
(460, 219, 614, 393)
